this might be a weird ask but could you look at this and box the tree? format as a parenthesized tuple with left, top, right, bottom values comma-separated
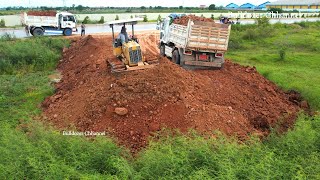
(76, 5, 84, 11)
(115, 15, 119, 20)
(141, 6, 146, 10)
(208, 4, 216, 10)
(211, 14, 215, 20)
(268, 7, 283, 13)
(0, 19, 5, 27)
(72, 4, 75, 10)
(143, 15, 148, 22)
(82, 16, 90, 24)
(179, 6, 183, 9)
(98, 16, 104, 24)
(157, 14, 162, 22)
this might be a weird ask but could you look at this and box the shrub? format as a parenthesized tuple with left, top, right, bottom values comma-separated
(130, 15, 133, 19)
(278, 48, 286, 60)
(98, 16, 104, 24)
(0, 37, 69, 75)
(211, 14, 214, 20)
(0, 19, 5, 27)
(255, 16, 270, 27)
(115, 15, 119, 20)
(157, 14, 162, 22)
(82, 16, 90, 24)
(143, 15, 148, 22)
(268, 7, 283, 13)
(242, 28, 259, 40)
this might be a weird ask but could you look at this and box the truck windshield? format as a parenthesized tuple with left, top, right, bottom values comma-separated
(63, 16, 76, 22)
(67, 16, 76, 22)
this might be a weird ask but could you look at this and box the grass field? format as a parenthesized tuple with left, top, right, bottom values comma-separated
(226, 21, 320, 110)
(0, 22, 320, 179)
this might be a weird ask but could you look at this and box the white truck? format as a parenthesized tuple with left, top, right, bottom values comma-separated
(159, 15, 231, 68)
(24, 11, 77, 36)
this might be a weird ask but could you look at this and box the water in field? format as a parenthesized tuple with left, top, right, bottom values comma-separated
(0, 12, 319, 39)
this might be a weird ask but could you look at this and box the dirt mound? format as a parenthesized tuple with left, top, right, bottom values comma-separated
(27, 11, 57, 17)
(174, 15, 214, 26)
(42, 34, 300, 153)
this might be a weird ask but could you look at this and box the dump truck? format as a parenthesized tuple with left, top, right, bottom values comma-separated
(24, 11, 77, 36)
(158, 15, 231, 68)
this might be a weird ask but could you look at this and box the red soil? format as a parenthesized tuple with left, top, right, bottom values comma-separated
(173, 15, 214, 26)
(42, 34, 301, 153)
(27, 11, 57, 17)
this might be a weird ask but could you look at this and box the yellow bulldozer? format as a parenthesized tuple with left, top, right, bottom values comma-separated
(106, 19, 158, 72)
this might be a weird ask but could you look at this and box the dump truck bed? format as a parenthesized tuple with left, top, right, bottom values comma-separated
(168, 20, 231, 52)
(24, 12, 58, 27)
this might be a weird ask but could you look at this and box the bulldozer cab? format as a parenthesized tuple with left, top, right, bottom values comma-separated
(107, 19, 141, 57)
(106, 19, 158, 73)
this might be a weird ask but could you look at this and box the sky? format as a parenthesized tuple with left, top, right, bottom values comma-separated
(0, 0, 275, 8)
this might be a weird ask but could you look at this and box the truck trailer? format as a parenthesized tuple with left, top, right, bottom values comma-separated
(24, 11, 77, 36)
(158, 15, 231, 68)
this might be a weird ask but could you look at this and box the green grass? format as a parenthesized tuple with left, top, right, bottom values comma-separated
(226, 21, 320, 110)
(0, 26, 320, 179)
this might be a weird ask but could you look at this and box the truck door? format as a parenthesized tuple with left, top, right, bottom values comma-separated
(161, 17, 171, 44)
(61, 16, 68, 28)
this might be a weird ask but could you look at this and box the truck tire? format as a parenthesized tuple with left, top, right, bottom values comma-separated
(160, 44, 165, 57)
(33, 28, 44, 36)
(63, 28, 72, 36)
(172, 50, 180, 64)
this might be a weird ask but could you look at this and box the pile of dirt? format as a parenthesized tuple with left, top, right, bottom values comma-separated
(27, 11, 57, 16)
(173, 15, 214, 26)
(42, 34, 301, 153)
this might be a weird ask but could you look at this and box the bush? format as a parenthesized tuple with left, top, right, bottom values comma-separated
(0, 37, 69, 75)
(242, 28, 259, 40)
(268, 7, 283, 13)
(278, 48, 286, 60)
(143, 15, 148, 22)
(157, 14, 162, 22)
(98, 16, 104, 24)
(255, 17, 270, 27)
(0, 19, 5, 27)
(82, 16, 90, 24)
(115, 15, 119, 20)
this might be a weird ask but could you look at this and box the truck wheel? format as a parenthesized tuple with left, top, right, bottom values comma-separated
(160, 45, 165, 57)
(33, 28, 44, 36)
(63, 28, 72, 36)
(172, 50, 180, 64)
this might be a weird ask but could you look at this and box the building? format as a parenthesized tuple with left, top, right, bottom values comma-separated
(239, 3, 256, 9)
(256, 1, 271, 10)
(225, 3, 239, 9)
(266, 0, 320, 12)
(200, 5, 207, 9)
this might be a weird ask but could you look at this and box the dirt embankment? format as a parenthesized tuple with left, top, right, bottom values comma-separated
(42, 33, 302, 153)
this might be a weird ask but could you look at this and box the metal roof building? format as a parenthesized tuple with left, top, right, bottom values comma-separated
(239, 3, 256, 9)
(266, 0, 320, 11)
(225, 3, 239, 9)
(256, 1, 271, 10)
